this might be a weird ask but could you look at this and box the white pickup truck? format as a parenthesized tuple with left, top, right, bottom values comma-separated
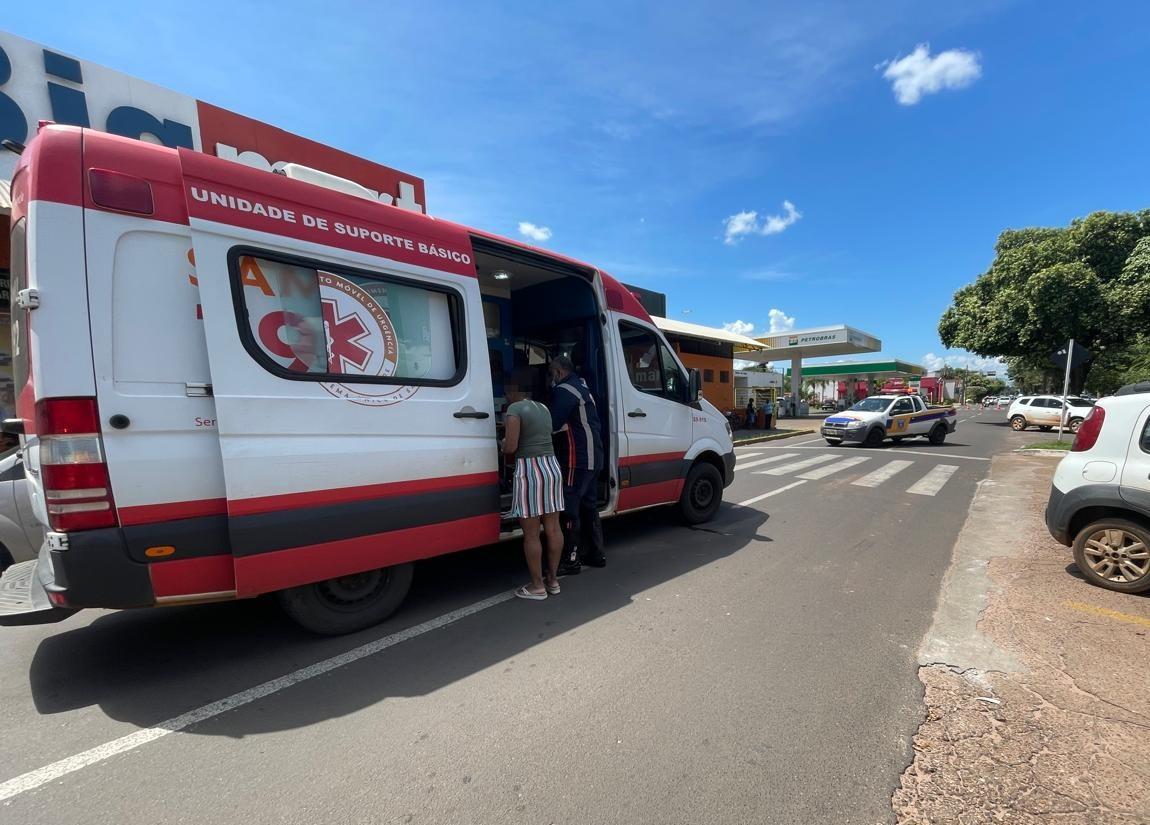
(821, 394, 958, 447)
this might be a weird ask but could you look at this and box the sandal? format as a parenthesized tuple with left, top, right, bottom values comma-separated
(545, 581, 561, 595)
(515, 585, 547, 601)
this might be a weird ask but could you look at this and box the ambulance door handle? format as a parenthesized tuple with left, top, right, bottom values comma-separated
(628, 409, 647, 418)
(454, 408, 490, 419)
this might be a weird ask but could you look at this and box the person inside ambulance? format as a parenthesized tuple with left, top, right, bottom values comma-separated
(547, 356, 606, 576)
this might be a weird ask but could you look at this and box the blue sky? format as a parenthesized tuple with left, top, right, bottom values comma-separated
(10, 1, 1150, 376)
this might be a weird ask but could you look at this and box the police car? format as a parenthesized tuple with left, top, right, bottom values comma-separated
(822, 393, 958, 447)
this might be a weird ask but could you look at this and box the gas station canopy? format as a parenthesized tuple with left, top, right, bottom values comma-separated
(733, 325, 883, 406)
(784, 359, 926, 382)
(734, 325, 882, 362)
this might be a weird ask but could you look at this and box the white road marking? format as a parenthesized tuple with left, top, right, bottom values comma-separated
(0, 590, 517, 803)
(756, 454, 838, 476)
(778, 446, 988, 461)
(796, 456, 870, 480)
(734, 453, 798, 472)
(738, 480, 808, 506)
(735, 452, 762, 459)
(852, 460, 914, 488)
(906, 464, 960, 496)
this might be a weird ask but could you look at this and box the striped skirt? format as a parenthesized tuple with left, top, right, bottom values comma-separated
(510, 455, 566, 518)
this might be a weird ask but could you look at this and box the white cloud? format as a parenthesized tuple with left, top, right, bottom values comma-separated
(722, 201, 802, 245)
(722, 319, 757, 337)
(878, 44, 981, 106)
(921, 351, 1009, 377)
(768, 308, 796, 333)
(762, 201, 802, 235)
(517, 221, 553, 242)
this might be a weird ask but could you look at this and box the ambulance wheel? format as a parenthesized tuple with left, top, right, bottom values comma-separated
(277, 563, 415, 635)
(679, 462, 723, 524)
(864, 427, 885, 448)
(928, 424, 947, 445)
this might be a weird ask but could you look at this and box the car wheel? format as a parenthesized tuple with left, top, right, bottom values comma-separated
(276, 562, 415, 635)
(1010, 416, 1027, 431)
(1069, 417, 1084, 434)
(928, 424, 947, 445)
(1073, 520, 1150, 594)
(864, 427, 885, 448)
(679, 462, 723, 524)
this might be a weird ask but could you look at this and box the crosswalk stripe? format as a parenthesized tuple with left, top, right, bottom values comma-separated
(797, 456, 870, 480)
(738, 480, 808, 506)
(756, 454, 838, 476)
(852, 460, 914, 488)
(736, 452, 762, 460)
(907, 464, 959, 496)
(734, 453, 797, 472)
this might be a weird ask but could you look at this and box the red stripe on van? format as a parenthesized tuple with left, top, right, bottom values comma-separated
(617, 479, 683, 511)
(229, 472, 499, 517)
(233, 512, 500, 597)
(119, 497, 228, 526)
(619, 451, 685, 467)
(149, 555, 235, 599)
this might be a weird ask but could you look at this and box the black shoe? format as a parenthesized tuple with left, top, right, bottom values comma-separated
(582, 555, 607, 568)
(556, 563, 582, 577)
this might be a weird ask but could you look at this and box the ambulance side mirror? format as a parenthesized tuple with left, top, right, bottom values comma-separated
(688, 369, 702, 402)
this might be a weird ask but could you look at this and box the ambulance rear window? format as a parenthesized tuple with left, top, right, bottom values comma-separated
(232, 251, 464, 386)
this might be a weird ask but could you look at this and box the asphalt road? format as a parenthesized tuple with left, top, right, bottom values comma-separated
(0, 408, 1042, 824)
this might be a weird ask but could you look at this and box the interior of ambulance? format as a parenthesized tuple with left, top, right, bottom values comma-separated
(471, 239, 612, 523)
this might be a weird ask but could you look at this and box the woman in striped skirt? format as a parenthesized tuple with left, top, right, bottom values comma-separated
(502, 371, 565, 600)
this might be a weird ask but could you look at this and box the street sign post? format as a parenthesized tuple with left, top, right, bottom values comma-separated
(1057, 339, 1075, 442)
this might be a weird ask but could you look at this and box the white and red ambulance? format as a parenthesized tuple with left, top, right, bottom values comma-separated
(0, 125, 735, 633)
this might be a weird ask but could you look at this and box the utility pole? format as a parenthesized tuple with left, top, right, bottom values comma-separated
(1057, 339, 1074, 442)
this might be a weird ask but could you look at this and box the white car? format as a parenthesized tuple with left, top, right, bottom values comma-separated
(1009, 395, 1094, 433)
(0, 448, 43, 572)
(1046, 387, 1150, 593)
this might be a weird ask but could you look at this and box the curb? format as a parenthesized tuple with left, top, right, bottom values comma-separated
(734, 429, 816, 446)
(1014, 448, 1070, 457)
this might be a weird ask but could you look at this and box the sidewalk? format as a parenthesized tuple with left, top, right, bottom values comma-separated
(732, 413, 829, 445)
(892, 452, 1150, 823)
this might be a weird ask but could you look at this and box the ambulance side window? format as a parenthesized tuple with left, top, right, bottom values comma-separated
(232, 251, 465, 386)
(618, 322, 689, 404)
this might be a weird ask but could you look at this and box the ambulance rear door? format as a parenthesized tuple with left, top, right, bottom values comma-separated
(177, 149, 499, 597)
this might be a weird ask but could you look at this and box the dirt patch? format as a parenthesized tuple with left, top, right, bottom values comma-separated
(892, 453, 1150, 824)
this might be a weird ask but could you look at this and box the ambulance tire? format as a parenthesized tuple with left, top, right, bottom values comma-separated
(928, 424, 947, 445)
(679, 462, 723, 525)
(277, 562, 415, 635)
(864, 427, 885, 448)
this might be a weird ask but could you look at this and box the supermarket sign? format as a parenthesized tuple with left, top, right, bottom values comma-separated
(0, 30, 425, 212)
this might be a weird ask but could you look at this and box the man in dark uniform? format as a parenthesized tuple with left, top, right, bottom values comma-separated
(547, 356, 605, 576)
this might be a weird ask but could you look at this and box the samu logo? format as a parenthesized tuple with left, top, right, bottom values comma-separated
(0, 41, 194, 148)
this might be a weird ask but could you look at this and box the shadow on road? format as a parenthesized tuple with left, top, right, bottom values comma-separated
(26, 504, 767, 737)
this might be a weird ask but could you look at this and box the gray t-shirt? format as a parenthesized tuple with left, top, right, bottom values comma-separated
(507, 399, 555, 459)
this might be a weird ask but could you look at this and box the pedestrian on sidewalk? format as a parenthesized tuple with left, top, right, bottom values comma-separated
(548, 356, 606, 576)
(763, 397, 774, 430)
(745, 397, 756, 429)
(502, 370, 565, 600)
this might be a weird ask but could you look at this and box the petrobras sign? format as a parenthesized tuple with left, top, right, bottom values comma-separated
(0, 31, 426, 212)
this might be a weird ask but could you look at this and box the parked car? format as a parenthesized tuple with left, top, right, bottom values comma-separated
(1046, 390, 1150, 593)
(0, 448, 43, 572)
(1008, 395, 1094, 433)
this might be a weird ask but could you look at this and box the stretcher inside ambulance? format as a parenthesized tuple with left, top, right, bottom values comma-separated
(0, 124, 735, 634)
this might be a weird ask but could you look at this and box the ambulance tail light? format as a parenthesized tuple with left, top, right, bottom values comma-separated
(36, 398, 117, 531)
(1071, 405, 1105, 453)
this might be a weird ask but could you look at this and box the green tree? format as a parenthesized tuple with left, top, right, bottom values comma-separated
(939, 211, 1150, 392)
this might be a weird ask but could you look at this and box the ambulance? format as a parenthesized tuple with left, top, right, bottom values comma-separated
(0, 125, 735, 634)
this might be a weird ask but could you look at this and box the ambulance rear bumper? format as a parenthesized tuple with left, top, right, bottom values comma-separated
(0, 530, 156, 626)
